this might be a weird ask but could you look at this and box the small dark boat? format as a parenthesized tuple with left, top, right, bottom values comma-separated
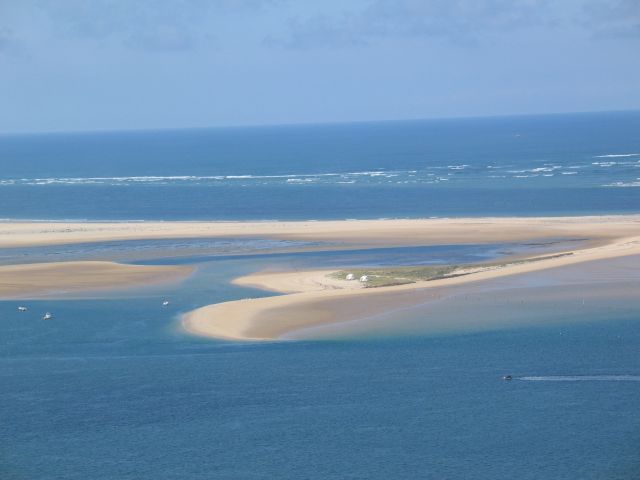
(502, 375, 513, 381)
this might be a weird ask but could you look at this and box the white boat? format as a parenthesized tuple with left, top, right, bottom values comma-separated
(42, 312, 53, 320)
(162, 300, 170, 306)
(18, 306, 28, 312)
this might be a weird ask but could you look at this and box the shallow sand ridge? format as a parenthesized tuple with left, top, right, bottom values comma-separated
(2, 215, 640, 248)
(0, 261, 193, 299)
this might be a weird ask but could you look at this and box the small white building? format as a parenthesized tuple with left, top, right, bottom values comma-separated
(345, 273, 355, 280)
(359, 275, 369, 282)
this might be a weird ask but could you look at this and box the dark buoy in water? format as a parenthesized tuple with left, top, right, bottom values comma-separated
(502, 375, 513, 381)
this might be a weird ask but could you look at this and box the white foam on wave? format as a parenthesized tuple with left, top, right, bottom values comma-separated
(508, 166, 561, 174)
(447, 164, 469, 170)
(594, 153, 640, 158)
(603, 180, 640, 187)
(0, 161, 633, 187)
(532, 166, 561, 173)
(519, 375, 640, 382)
(286, 178, 315, 183)
(16, 175, 227, 185)
(0, 169, 422, 186)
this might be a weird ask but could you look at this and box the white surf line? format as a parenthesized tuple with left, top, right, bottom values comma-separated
(518, 375, 640, 382)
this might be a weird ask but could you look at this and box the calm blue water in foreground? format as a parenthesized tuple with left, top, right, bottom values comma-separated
(1, 246, 639, 479)
(1, 112, 639, 478)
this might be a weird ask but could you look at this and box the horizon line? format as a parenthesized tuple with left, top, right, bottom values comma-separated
(2, 108, 639, 137)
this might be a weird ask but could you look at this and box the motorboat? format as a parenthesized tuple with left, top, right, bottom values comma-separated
(162, 300, 170, 307)
(42, 312, 53, 320)
(502, 375, 513, 381)
(18, 306, 28, 312)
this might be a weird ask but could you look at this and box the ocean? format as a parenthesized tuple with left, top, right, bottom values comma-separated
(0, 111, 639, 220)
(1, 112, 639, 479)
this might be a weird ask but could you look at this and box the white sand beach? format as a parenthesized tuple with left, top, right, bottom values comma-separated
(2, 215, 639, 248)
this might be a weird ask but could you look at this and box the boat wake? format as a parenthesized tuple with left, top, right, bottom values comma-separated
(518, 375, 640, 382)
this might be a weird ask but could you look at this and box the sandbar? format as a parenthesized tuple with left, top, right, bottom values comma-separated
(2, 215, 640, 249)
(2, 216, 640, 334)
(183, 232, 640, 341)
(0, 261, 193, 299)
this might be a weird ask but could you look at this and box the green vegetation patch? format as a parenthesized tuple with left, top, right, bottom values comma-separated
(329, 252, 573, 288)
(329, 265, 460, 287)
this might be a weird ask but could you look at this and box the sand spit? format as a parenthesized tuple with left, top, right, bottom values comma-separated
(183, 227, 640, 340)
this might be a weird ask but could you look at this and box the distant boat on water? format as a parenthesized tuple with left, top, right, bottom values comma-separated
(42, 312, 53, 320)
(18, 306, 28, 312)
(162, 300, 170, 306)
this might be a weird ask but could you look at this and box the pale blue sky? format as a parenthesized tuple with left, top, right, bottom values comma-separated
(1, 0, 639, 133)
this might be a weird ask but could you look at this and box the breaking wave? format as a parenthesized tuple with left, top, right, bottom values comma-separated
(603, 180, 640, 187)
(0, 169, 457, 187)
(518, 375, 640, 382)
(0, 158, 638, 187)
(594, 153, 640, 158)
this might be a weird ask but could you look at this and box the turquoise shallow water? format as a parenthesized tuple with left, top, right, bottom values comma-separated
(1, 246, 639, 479)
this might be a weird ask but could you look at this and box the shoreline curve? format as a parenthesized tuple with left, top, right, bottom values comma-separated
(182, 217, 640, 341)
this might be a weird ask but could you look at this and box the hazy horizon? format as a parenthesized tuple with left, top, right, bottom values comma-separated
(2, 1, 639, 134)
(2, 108, 639, 137)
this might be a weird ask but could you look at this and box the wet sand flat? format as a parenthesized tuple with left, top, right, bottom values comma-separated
(0, 261, 193, 299)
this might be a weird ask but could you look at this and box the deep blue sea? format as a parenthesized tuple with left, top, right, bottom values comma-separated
(1, 112, 640, 479)
(0, 111, 639, 219)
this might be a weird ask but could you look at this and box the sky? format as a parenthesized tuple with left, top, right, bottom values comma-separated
(1, 0, 639, 133)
